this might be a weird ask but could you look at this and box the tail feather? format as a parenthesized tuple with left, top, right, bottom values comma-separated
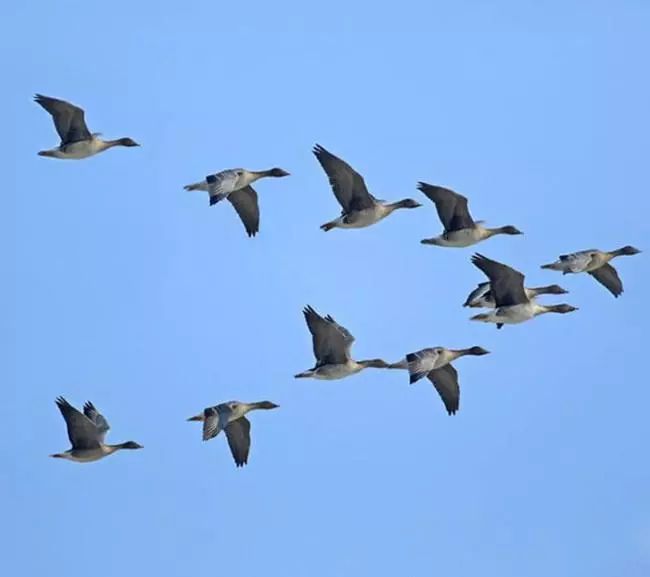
(183, 182, 205, 191)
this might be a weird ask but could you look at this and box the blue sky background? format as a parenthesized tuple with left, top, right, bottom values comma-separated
(5, 1, 650, 576)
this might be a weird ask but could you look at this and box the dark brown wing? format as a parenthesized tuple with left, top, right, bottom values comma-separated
(34, 94, 91, 145)
(82, 401, 110, 443)
(417, 183, 475, 231)
(55, 397, 101, 450)
(313, 144, 376, 212)
(471, 253, 528, 306)
(228, 186, 260, 237)
(225, 417, 251, 467)
(427, 364, 460, 415)
(302, 306, 353, 366)
(589, 263, 623, 297)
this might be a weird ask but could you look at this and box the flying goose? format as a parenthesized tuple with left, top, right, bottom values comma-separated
(295, 305, 390, 379)
(50, 397, 143, 463)
(417, 183, 522, 247)
(469, 254, 578, 328)
(187, 400, 279, 467)
(34, 94, 139, 159)
(184, 167, 290, 237)
(463, 282, 568, 308)
(541, 246, 641, 297)
(390, 346, 489, 415)
(390, 346, 489, 382)
(312, 144, 421, 231)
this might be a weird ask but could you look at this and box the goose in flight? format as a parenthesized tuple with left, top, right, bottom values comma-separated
(469, 254, 578, 328)
(184, 167, 289, 237)
(50, 397, 143, 462)
(187, 400, 279, 467)
(541, 246, 641, 297)
(295, 305, 391, 379)
(312, 144, 421, 231)
(34, 94, 139, 159)
(390, 346, 490, 384)
(390, 346, 490, 415)
(417, 183, 522, 247)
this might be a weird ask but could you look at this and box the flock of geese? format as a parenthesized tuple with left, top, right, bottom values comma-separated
(37, 94, 642, 467)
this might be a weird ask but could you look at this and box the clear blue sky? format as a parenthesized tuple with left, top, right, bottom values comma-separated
(5, 1, 650, 576)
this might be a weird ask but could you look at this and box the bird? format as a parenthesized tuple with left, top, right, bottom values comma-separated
(541, 246, 641, 297)
(187, 400, 279, 467)
(469, 254, 578, 328)
(463, 282, 568, 308)
(389, 346, 490, 383)
(295, 305, 391, 379)
(184, 167, 290, 237)
(417, 182, 523, 247)
(34, 94, 139, 159)
(390, 346, 489, 415)
(50, 397, 143, 463)
(312, 144, 421, 231)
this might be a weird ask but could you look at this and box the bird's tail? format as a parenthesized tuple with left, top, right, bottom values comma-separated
(320, 220, 337, 232)
(540, 262, 561, 271)
(183, 182, 205, 191)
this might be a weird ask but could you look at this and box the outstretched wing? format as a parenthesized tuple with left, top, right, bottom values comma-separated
(313, 145, 377, 212)
(83, 401, 111, 443)
(55, 397, 101, 450)
(34, 94, 91, 145)
(427, 364, 460, 416)
(228, 186, 260, 237)
(417, 183, 475, 232)
(303, 305, 354, 366)
(589, 263, 623, 297)
(471, 253, 527, 307)
(225, 417, 251, 467)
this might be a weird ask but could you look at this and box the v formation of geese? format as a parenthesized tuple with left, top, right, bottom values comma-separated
(36, 95, 641, 466)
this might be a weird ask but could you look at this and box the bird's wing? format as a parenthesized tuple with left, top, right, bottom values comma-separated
(471, 253, 527, 307)
(313, 145, 376, 212)
(589, 263, 623, 297)
(34, 94, 91, 145)
(55, 397, 101, 450)
(463, 282, 491, 307)
(427, 364, 460, 415)
(225, 416, 251, 467)
(228, 186, 260, 237)
(417, 183, 474, 231)
(82, 401, 111, 443)
(202, 406, 228, 441)
(303, 306, 353, 366)
(207, 170, 239, 201)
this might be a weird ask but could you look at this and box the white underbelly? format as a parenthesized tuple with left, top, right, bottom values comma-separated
(496, 304, 534, 324)
(315, 364, 362, 379)
(61, 141, 101, 159)
(65, 449, 106, 462)
(340, 208, 387, 228)
(437, 229, 481, 247)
